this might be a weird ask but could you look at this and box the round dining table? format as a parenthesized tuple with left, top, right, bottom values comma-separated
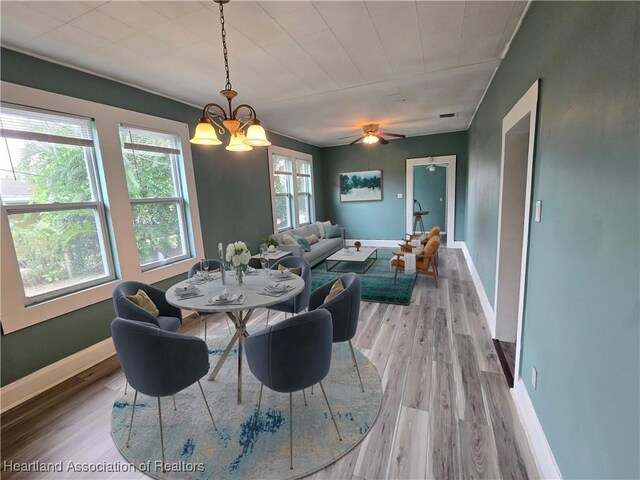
(166, 269, 304, 404)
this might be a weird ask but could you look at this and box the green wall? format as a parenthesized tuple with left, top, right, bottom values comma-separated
(466, 3, 639, 478)
(321, 132, 467, 240)
(0, 48, 322, 386)
(413, 166, 447, 231)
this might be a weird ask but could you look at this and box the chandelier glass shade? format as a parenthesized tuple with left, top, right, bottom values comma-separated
(190, 0, 271, 150)
(362, 134, 379, 144)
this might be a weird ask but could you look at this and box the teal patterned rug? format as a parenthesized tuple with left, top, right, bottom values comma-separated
(111, 332, 382, 479)
(312, 248, 416, 305)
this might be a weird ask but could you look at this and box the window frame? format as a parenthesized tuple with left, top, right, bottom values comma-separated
(0, 105, 116, 305)
(0, 81, 204, 334)
(118, 125, 192, 271)
(267, 146, 314, 233)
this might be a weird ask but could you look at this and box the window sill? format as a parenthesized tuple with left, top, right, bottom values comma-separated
(1, 256, 198, 334)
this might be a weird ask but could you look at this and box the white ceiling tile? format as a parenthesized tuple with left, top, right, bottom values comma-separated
(0, 2, 63, 40)
(69, 10, 136, 43)
(313, 1, 368, 27)
(117, 32, 179, 60)
(365, 1, 414, 19)
(370, 3, 423, 76)
(173, 7, 223, 44)
(143, 1, 204, 20)
(259, 1, 311, 19)
(297, 29, 365, 87)
(417, 1, 465, 71)
(266, 4, 327, 38)
(330, 17, 394, 82)
(497, 1, 527, 56)
(262, 40, 339, 92)
(220, 1, 291, 47)
(97, 2, 170, 31)
(26, 1, 94, 22)
(36, 24, 110, 62)
(144, 20, 202, 49)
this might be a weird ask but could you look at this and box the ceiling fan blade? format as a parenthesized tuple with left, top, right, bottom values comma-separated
(379, 132, 406, 138)
(377, 135, 389, 144)
(337, 133, 361, 140)
(349, 135, 366, 145)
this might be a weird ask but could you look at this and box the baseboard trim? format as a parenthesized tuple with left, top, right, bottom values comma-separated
(460, 242, 496, 336)
(512, 379, 562, 479)
(0, 338, 116, 414)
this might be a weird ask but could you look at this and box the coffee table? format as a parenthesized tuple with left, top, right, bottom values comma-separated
(326, 247, 378, 274)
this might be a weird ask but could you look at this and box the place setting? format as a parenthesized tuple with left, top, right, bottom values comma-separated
(173, 284, 203, 300)
(206, 288, 245, 306)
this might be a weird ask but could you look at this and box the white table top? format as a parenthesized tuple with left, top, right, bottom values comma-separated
(166, 270, 304, 313)
(327, 247, 377, 263)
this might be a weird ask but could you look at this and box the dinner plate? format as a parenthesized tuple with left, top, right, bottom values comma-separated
(207, 293, 240, 304)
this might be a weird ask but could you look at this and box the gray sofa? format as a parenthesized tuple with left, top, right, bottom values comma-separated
(267, 223, 345, 267)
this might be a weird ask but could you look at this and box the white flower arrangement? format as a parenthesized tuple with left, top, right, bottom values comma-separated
(225, 241, 251, 267)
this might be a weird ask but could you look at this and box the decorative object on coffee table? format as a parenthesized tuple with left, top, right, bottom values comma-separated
(263, 237, 279, 252)
(354, 241, 362, 252)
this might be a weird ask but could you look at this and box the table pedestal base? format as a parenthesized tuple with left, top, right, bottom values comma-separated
(207, 309, 253, 404)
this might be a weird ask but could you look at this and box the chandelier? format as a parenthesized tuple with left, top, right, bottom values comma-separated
(190, 0, 270, 151)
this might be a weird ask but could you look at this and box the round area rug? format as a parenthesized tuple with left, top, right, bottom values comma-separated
(111, 331, 382, 479)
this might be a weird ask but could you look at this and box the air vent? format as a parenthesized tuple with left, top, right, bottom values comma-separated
(439, 113, 456, 118)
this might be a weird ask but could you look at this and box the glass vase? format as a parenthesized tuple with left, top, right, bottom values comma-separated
(235, 265, 245, 286)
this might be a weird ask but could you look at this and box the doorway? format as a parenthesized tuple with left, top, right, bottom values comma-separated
(405, 155, 456, 247)
(493, 81, 539, 387)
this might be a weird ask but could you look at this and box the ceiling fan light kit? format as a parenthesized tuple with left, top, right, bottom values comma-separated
(190, 0, 271, 150)
(348, 123, 406, 146)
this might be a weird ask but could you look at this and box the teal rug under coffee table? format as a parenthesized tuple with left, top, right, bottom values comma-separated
(111, 331, 382, 480)
(311, 248, 416, 305)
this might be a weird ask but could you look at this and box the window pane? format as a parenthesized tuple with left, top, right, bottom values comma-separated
(296, 159, 311, 175)
(273, 154, 292, 173)
(119, 127, 178, 150)
(298, 193, 311, 225)
(132, 202, 187, 266)
(122, 149, 176, 199)
(1, 138, 93, 205)
(9, 209, 110, 299)
(275, 194, 292, 230)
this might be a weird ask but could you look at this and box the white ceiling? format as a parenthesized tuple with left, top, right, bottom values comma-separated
(0, 1, 528, 146)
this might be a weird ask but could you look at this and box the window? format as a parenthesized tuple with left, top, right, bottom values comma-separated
(119, 126, 191, 270)
(0, 104, 114, 304)
(268, 146, 314, 232)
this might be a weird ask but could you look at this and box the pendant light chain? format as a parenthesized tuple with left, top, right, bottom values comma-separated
(219, 2, 232, 92)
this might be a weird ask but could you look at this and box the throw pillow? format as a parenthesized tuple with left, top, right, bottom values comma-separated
(305, 234, 319, 245)
(282, 234, 297, 245)
(317, 220, 332, 239)
(324, 224, 341, 239)
(126, 289, 159, 317)
(292, 234, 311, 252)
(278, 264, 302, 276)
(324, 278, 345, 303)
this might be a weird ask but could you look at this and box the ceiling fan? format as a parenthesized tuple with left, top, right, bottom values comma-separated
(348, 123, 406, 145)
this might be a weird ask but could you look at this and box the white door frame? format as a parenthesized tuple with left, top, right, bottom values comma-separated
(494, 80, 539, 384)
(406, 155, 456, 247)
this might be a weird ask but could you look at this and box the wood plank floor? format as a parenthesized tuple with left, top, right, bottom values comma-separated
(1, 249, 538, 479)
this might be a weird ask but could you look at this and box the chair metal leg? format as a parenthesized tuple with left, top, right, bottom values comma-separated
(157, 397, 165, 470)
(257, 383, 264, 411)
(126, 390, 138, 448)
(311, 384, 314, 395)
(205, 316, 209, 340)
(265, 309, 270, 327)
(302, 388, 307, 406)
(348, 340, 365, 393)
(172, 395, 177, 411)
(289, 392, 293, 470)
(225, 315, 231, 334)
(124, 380, 128, 395)
(319, 381, 342, 442)
(197, 380, 217, 430)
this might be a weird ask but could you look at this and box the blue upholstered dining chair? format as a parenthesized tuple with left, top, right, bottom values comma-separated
(309, 273, 364, 392)
(113, 281, 182, 332)
(265, 256, 311, 326)
(187, 259, 230, 338)
(244, 309, 342, 470)
(111, 317, 217, 468)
